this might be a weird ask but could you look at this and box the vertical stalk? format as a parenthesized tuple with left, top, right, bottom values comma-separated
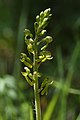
(33, 37, 41, 120)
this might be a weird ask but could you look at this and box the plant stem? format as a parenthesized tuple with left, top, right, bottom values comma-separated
(33, 37, 41, 120)
(34, 80, 41, 120)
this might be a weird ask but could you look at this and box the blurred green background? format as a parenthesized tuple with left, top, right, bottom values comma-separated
(0, 0, 80, 120)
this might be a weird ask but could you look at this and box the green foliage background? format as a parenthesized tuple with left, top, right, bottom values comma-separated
(0, 0, 80, 120)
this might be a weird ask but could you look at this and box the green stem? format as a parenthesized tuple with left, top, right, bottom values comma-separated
(33, 37, 41, 120)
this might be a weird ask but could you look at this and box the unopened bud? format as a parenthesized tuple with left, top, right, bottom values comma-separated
(40, 30, 46, 35)
(44, 8, 51, 16)
(40, 11, 44, 17)
(36, 15, 39, 22)
(45, 36, 53, 43)
(24, 67, 30, 73)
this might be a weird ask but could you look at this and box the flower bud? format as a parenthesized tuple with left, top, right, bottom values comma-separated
(44, 36, 53, 43)
(43, 18, 48, 24)
(36, 15, 39, 22)
(34, 22, 38, 33)
(40, 11, 44, 18)
(40, 30, 46, 36)
(44, 8, 51, 17)
(24, 29, 33, 38)
(24, 67, 30, 73)
(28, 43, 32, 49)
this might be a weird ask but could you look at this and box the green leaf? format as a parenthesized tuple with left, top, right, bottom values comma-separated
(76, 114, 80, 120)
(30, 105, 34, 120)
(53, 81, 80, 95)
(43, 93, 59, 120)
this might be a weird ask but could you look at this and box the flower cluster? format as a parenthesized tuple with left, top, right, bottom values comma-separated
(20, 8, 53, 95)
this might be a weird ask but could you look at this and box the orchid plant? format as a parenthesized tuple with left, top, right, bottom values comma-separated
(20, 8, 53, 120)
